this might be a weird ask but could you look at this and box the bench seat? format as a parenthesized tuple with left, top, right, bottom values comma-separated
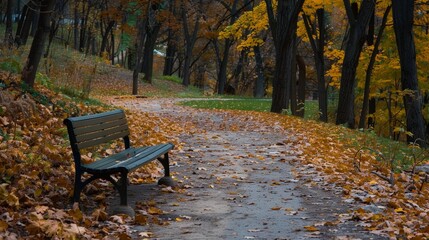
(83, 143, 174, 173)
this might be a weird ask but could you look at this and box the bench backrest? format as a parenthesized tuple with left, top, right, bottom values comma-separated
(63, 109, 131, 165)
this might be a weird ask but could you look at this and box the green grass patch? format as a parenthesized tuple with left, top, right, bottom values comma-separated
(182, 98, 321, 119)
(181, 98, 272, 112)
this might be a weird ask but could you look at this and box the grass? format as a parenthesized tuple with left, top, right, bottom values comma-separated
(181, 98, 322, 120)
(181, 98, 272, 112)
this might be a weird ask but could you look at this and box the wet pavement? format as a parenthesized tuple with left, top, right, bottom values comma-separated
(106, 98, 387, 240)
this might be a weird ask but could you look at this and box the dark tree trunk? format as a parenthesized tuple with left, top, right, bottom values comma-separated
(100, 20, 115, 56)
(73, 0, 79, 50)
(133, 18, 148, 95)
(392, 0, 427, 145)
(296, 54, 306, 117)
(163, 29, 177, 76)
(216, 0, 239, 94)
(110, 28, 115, 65)
(336, 0, 375, 128)
(290, 34, 298, 116)
(232, 50, 245, 91)
(358, 5, 391, 129)
(30, 9, 40, 37)
(142, 23, 160, 84)
(15, 1, 38, 46)
(5, 0, 13, 46)
(181, 2, 200, 87)
(253, 45, 265, 98)
(265, 0, 304, 113)
(21, 0, 56, 87)
(163, 0, 177, 76)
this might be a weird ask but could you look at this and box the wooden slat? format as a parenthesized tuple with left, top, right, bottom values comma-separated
(76, 130, 129, 149)
(75, 124, 129, 143)
(84, 147, 150, 169)
(125, 144, 173, 171)
(69, 110, 126, 128)
(83, 143, 174, 172)
(73, 118, 127, 135)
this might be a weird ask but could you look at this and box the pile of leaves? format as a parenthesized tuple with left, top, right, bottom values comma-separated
(223, 110, 429, 239)
(0, 71, 184, 239)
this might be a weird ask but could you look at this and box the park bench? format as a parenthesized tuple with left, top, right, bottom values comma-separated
(63, 109, 175, 206)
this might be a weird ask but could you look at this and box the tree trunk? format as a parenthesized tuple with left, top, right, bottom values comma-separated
(290, 34, 298, 116)
(4, 0, 13, 46)
(296, 54, 306, 117)
(392, 0, 427, 145)
(303, 8, 327, 122)
(100, 20, 115, 56)
(21, 0, 56, 87)
(358, 5, 391, 129)
(180, 2, 200, 87)
(142, 23, 160, 84)
(265, 0, 304, 113)
(132, 19, 147, 95)
(253, 45, 265, 98)
(74, 0, 79, 50)
(163, 29, 177, 76)
(336, 0, 375, 128)
(15, 1, 38, 46)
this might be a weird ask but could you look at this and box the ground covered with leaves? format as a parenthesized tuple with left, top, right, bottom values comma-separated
(0, 72, 186, 239)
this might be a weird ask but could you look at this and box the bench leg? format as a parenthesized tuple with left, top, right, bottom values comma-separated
(119, 171, 128, 206)
(158, 153, 176, 187)
(73, 172, 83, 203)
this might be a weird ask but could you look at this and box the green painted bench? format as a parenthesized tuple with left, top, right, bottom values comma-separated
(63, 109, 175, 206)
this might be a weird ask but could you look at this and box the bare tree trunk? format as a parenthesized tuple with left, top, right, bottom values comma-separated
(73, 0, 79, 50)
(296, 54, 306, 117)
(21, 0, 56, 87)
(265, 0, 304, 113)
(4, 0, 13, 46)
(15, 1, 39, 46)
(392, 0, 427, 145)
(253, 45, 265, 98)
(336, 0, 375, 128)
(358, 5, 391, 129)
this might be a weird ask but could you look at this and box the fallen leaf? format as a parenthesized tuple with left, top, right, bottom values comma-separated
(304, 226, 318, 232)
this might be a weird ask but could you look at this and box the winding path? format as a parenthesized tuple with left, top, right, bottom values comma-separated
(107, 97, 385, 240)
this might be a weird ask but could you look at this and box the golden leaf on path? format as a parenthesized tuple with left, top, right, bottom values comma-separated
(139, 231, 154, 238)
(135, 214, 148, 225)
(117, 232, 132, 240)
(6, 192, 19, 207)
(271, 207, 281, 210)
(369, 180, 378, 185)
(148, 207, 163, 215)
(92, 208, 108, 221)
(0, 220, 8, 232)
(304, 225, 319, 232)
(35, 205, 49, 214)
(175, 217, 183, 222)
(394, 208, 405, 214)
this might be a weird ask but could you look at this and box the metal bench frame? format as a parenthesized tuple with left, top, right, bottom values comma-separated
(63, 109, 174, 206)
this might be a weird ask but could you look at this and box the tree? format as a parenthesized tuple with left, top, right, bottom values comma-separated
(336, 0, 375, 128)
(358, 5, 391, 129)
(180, 0, 201, 87)
(15, 0, 40, 47)
(21, 0, 57, 87)
(303, 8, 327, 122)
(265, 0, 305, 113)
(4, 0, 13, 46)
(392, 0, 427, 145)
(215, 0, 240, 94)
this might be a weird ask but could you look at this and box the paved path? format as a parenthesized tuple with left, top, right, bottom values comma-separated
(107, 98, 386, 240)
